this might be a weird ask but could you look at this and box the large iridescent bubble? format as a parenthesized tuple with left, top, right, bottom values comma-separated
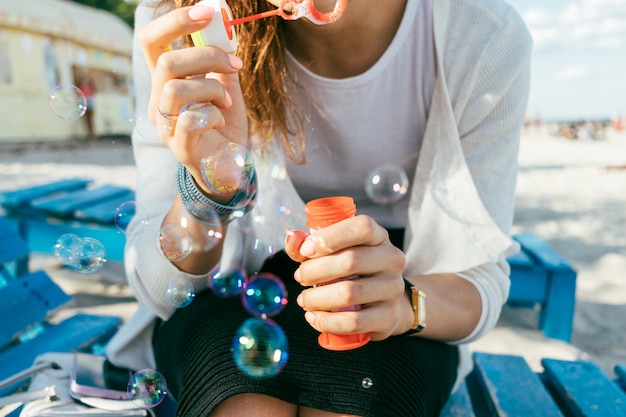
(232, 317, 289, 378)
(156, 224, 193, 262)
(200, 142, 255, 196)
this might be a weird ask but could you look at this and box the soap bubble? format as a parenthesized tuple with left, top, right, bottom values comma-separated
(49, 84, 87, 120)
(179, 103, 209, 132)
(156, 224, 193, 261)
(53, 233, 82, 262)
(127, 369, 167, 408)
(53, 234, 107, 274)
(232, 317, 289, 378)
(200, 142, 255, 195)
(71, 237, 107, 273)
(114, 201, 134, 232)
(242, 273, 287, 318)
(165, 277, 195, 308)
(364, 164, 409, 205)
(361, 377, 374, 389)
(209, 265, 247, 298)
(134, 108, 159, 141)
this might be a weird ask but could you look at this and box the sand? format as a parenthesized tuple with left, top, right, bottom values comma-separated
(1, 125, 625, 378)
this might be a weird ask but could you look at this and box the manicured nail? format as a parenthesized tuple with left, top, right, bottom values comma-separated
(224, 90, 232, 107)
(299, 238, 316, 257)
(304, 311, 316, 325)
(296, 293, 304, 307)
(188, 5, 213, 21)
(294, 268, 302, 283)
(228, 54, 243, 69)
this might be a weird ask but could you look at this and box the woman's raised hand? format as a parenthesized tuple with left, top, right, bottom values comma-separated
(139, 4, 248, 196)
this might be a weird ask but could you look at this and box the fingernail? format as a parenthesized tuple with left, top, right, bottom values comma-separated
(188, 5, 214, 21)
(304, 311, 316, 325)
(294, 268, 302, 283)
(228, 54, 243, 69)
(224, 90, 232, 107)
(296, 293, 304, 307)
(299, 238, 316, 257)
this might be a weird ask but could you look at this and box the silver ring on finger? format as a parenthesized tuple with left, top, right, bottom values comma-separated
(157, 105, 178, 132)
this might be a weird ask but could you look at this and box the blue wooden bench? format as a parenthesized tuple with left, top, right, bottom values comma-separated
(0, 217, 122, 397)
(439, 352, 626, 417)
(507, 233, 577, 342)
(0, 178, 135, 262)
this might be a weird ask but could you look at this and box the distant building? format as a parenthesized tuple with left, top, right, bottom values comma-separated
(0, 0, 134, 142)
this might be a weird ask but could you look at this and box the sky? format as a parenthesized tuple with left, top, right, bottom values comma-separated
(505, 0, 626, 122)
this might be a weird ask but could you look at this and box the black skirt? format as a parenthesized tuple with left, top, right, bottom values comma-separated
(153, 250, 459, 417)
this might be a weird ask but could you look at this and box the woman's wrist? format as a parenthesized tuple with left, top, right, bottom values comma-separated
(177, 162, 257, 226)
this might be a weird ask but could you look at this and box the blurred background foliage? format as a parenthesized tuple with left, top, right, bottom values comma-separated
(70, 0, 138, 28)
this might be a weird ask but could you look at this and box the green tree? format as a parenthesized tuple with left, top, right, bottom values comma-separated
(69, 0, 137, 28)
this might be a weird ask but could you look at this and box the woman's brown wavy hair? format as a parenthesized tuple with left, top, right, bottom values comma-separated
(151, 0, 305, 163)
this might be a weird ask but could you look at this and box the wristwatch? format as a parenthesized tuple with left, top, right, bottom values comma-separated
(401, 278, 427, 335)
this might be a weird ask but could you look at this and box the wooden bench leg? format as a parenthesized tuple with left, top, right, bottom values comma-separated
(539, 267, 577, 342)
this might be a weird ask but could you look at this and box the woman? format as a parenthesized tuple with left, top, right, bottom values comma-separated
(106, 0, 532, 416)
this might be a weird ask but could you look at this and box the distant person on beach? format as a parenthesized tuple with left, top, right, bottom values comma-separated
(79, 74, 97, 142)
(105, 1, 532, 416)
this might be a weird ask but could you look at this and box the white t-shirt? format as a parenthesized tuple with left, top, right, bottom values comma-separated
(285, 0, 435, 228)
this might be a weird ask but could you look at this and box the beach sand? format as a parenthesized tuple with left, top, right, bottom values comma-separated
(1, 126, 625, 378)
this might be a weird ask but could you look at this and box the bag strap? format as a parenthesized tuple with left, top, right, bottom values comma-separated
(0, 361, 60, 408)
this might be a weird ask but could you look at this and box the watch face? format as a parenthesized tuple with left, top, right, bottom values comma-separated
(403, 279, 426, 334)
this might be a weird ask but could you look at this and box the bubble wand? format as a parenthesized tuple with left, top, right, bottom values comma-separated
(191, 0, 348, 52)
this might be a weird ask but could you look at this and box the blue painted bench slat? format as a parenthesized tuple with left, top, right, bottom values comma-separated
(438, 381, 475, 417)
(0, 217, 29, 280)
(0, 270, 71, 349)
(542, 358, 626, 417)
(440, 353, 626, 417)
(470, 352, 563, 417)
(31, 184, 132, 219)
(0, 178, 92, 209)
(0, 313, 122, 396)
(74, 189, 136, 223)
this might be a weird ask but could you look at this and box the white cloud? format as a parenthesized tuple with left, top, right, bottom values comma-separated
(522, 0, 626, 52)
(555, 65, 591, 81)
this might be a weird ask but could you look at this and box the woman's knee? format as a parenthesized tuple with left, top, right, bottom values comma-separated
(210, 393, 297, 417)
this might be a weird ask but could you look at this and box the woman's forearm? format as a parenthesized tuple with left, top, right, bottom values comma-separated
(406, 273, 482, 342)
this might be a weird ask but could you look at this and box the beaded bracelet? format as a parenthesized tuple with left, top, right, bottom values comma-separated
(177, 162, 257, 226)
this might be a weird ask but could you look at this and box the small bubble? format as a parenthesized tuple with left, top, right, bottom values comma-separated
(54, 234, 107, 274)
(179, 103, 209, 131)
(209, 265, 247, 298)
(361, 377, 374, 389)
(49, 84, 87, 120)
(165, 277, 195, 308)
(364, 164, 409, 205)
(127, 369, 167, 408)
